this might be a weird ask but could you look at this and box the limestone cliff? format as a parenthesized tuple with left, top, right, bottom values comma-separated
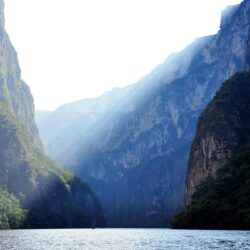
(0, 0, 41, 146)
(185, 71, 250, 205)
(173, 71, 250, 229)
(0, 0, 105, 228)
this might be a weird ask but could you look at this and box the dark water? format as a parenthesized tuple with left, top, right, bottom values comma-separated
(0, 229, 249, 250)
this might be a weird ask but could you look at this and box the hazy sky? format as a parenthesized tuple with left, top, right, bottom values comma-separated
(5, 0, 242, 111)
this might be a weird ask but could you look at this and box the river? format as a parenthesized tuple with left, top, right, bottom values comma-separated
(0, 229, 249, 249)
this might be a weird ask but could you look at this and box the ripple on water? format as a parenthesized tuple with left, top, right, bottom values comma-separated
(0, 229, 249, 250)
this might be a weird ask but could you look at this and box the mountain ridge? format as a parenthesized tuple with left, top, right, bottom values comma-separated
(37, 0, 250, 227)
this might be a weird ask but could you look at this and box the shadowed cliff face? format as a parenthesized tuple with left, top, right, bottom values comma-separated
(185, 136, 237, 206)
(172, 71, 250, 230)
(37, 0, 250, 227)
(0, 0, 105, 228)
(185, 71, 250, 206)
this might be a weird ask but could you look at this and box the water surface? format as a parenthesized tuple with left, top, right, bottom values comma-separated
(0, 229, 249, 249)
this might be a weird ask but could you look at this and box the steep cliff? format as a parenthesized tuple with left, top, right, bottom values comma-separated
(0, 0, 105, 228)
(0, 0, 41, 147)
(37, 0, 250, 227)
(185, 72, 250, 205)
(173, 71, 250, 229)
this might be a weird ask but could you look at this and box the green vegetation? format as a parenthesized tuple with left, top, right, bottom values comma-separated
(196, 71, 250, 148)
(0, 101, 30, 152)
(0, 100, 105, 228)
(0, 9, 105, 229)
(172, 152, 250, 229)
(172, 71, 250, 229)
(0, 187, 26, 229)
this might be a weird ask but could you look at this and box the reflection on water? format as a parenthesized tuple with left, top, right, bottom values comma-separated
(0, 229, 249, 250)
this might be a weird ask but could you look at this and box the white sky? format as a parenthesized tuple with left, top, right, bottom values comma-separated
(5, 0, 242, 111)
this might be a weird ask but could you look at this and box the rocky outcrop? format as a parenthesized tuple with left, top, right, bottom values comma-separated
(185, 71, 250, 205)
(0, 0, 105, 228)
(185, 135, 237, 205)
(37, 0, 250, 227)
(0, 0, 41, 147)
(173, 71, 250, 229)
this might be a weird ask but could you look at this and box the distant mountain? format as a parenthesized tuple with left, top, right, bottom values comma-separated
(173, 71, 250, 229)
(37, 0, 250, 227)
(0, 0, 105, 229)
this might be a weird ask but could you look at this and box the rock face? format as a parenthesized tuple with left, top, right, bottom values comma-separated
(185, 135, 235, 205)
(0, 0, 41, 147)
(0, 0, 105, 228)
(185, 71, 250, 205)
(173, 71, 250, 229)
(37, 0, 250, 227)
